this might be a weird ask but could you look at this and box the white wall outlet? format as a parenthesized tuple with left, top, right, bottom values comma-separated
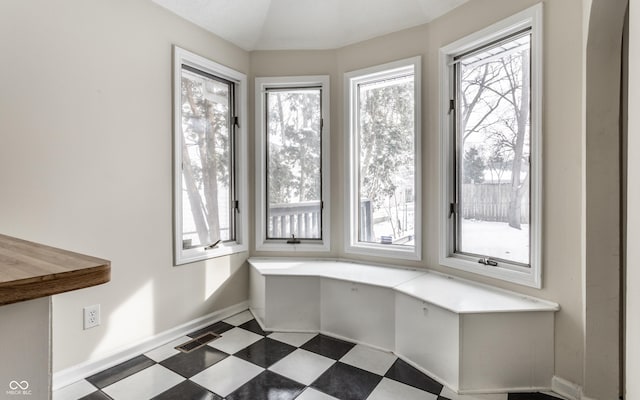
(83, 304, 100, 330)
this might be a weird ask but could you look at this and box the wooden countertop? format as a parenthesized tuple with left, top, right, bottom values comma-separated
(0, 234, 111, 306)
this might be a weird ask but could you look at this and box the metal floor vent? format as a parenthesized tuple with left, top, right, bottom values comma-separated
(175, 332, 221, 353)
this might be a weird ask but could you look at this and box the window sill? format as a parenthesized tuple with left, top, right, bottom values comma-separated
(175, 242, 248, 266)
(438, 255, 541, 289)
(345, 242, 420, 261)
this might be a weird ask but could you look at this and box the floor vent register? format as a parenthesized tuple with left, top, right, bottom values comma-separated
(175, 332, 221, 353)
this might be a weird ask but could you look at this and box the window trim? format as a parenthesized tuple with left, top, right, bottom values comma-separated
(173, 46, 248, 265)
(255, 76, 331, 252)
(438, 4, 543, 288)
(344, 57, 422, 261)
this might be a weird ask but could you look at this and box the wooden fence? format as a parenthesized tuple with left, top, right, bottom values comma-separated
(461, 183, 529, 223)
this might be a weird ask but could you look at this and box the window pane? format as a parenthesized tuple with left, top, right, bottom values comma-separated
(266, 88, 322, 239)
(357, 74, 415, 246)
(457, 33, 531, 265)
(180, 67, 233, 249)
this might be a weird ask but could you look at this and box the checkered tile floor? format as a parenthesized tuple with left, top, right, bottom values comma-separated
(54, 310, 565, 400)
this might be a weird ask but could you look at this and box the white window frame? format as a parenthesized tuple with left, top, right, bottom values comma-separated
(255, 76, 331, 252)
(344, 57, 422, 261)
(173, 46, 248, 265)
(439, 4, 543, 288)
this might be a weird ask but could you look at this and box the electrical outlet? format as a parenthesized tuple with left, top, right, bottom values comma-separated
(83, 304, 100, 330)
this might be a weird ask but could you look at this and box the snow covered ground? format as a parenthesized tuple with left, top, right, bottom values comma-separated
(367, 217, 528, 262)
(460, 219, 529, 264)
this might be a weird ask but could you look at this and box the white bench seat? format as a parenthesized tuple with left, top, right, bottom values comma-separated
(395, 271, 558, 314)
(246, 258, 424, 288)
(248, 257, 559, 394)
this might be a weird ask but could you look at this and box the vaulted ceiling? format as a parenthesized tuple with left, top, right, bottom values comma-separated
(151, 0, 469, 51)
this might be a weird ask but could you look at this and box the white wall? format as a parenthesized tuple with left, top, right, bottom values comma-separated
(0, 0, 250, 372)
(626, 1, 640, 398)
(0, 298, 51, 399)
(583, 0, 627, 398)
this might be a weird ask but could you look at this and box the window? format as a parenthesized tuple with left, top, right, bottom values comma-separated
(255, 76, 330, 251)
(173, 46, 247, 265)
(345, 57, 421, 260)
(439, 4, 542, 287)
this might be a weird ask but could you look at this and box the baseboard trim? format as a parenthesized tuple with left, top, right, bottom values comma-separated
(552, 376, 583, 400)
(52, 301, 249, 391)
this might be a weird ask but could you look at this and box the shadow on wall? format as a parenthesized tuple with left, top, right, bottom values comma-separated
(86, 252, 248, 361)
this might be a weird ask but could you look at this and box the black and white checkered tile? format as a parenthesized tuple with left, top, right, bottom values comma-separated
(53, 310, 565, 400)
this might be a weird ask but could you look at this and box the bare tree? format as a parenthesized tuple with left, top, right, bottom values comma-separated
(460, 43, 530, 229)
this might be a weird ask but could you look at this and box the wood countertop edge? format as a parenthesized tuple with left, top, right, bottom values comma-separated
(0, 263, 111, 306)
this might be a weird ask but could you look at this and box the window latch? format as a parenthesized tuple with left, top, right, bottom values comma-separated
(449, 203, 456, 218)
(478, 257, 498, 267)
(286, 234, 301, 244)
(204, 239, 222, 250)
(448, 99, 455, 115)
(233, 116, 239, 128)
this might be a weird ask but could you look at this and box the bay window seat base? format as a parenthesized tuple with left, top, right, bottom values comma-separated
(248, 257, 559, 394)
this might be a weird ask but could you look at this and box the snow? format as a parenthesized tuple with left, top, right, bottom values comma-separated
(460, 219, 529, 264)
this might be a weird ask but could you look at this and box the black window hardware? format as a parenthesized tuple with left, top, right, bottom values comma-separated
(478, 257, 498, 267)
(286, 234, 301, 244)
